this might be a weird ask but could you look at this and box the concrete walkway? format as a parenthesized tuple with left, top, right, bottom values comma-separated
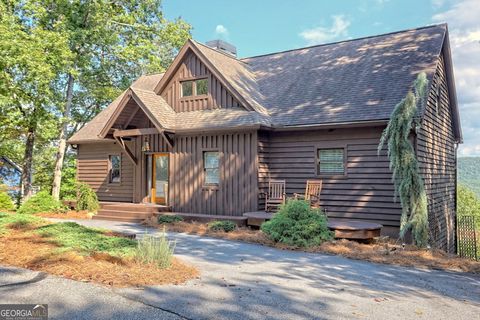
(2, 218, 480, 319)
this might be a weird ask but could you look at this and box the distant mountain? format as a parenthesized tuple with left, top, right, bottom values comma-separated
(458, 157, 480, 197)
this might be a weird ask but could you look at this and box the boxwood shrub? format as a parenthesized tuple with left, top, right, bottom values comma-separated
(208, 220, 236, 232)
(261, 200, 333, 247)
(17, 191, 65, 215)
(157, 215, 184, 224)
(0, 191, 15, 211)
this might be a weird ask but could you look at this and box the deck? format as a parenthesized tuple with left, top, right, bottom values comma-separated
(243, 211, 382, 240)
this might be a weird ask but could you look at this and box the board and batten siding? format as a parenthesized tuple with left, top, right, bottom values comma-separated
(258, 127, 402, 231)
(417, 53, 457, 253)
(134, 131, 258, 216)
(161, 51, 243, 112)
(77, 142, 134, 202)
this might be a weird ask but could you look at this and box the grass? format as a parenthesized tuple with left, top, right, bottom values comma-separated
(37, 222, 137, 257)
(0, 213, 198, 287)
(135, 230, 176, 268)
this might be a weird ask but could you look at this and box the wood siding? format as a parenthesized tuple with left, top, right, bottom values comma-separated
(77, 142, 134, 202)
(161, 50, 243, 112)
(417, 53, 457, 253)
(258, 127, 402, 229)
(132, 131, 258, 215)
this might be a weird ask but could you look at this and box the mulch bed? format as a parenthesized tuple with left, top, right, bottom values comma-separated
(144, 217, 480, 274)
(0, 221, 199, 287)
(36, 210, 93, 220)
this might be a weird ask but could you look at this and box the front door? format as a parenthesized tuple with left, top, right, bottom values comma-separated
(151, 153, 169, 205)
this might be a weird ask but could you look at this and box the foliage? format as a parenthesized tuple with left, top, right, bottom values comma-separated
(378, 72, 429, 247)
(0, 192, 15, 211)
(76, 182, 99, 212)
(157, 215, 184, 224)
(261, 200, 333, 247)
(457, 184, 480, 229)
(37, 222, 136, 257)
(458, 157, 480, 198)
(0, 213, 44, 235)
(135, 230, 175, 268)
(208, 220, 236, 232)
(17, 191, 65, 215)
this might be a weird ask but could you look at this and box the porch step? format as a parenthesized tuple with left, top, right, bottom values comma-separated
(100, 202, 171, 213)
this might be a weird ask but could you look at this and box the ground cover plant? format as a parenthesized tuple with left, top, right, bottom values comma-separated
(17, 191, 65, 215)
(0, 213, 197, 287)
(261, 200, 333, 247)
(208, 220, 236, 232)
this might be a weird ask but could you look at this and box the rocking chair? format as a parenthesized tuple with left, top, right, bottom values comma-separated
(294, 180, 323, 208)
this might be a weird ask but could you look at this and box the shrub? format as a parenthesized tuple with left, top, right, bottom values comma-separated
(208, 220, 236, 232)
(76, 182, 99, 212)
(157, 215, 184, 224)
(0, 192, 15, 211)
(17, 191, 65, 215)
(261, 200, 333, 247)
(135, 230, 175, 268)
(457, 184, 480, 230)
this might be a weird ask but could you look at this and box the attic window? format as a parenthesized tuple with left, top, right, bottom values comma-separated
(181, 78, 208, 97)
(181, 81, 193, 97)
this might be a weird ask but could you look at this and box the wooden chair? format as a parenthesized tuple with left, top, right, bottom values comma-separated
(294, 180, 323, 208)
(263, 179, 286, 212)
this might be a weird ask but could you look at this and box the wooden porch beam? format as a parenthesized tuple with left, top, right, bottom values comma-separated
(113, 127, 159, 138)
(114, 135, 137, 165)
(122, 105, 140, 129)
(160, 131, 174, 149)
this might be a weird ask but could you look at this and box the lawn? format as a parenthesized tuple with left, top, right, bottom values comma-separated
(0, 213, 198, 287)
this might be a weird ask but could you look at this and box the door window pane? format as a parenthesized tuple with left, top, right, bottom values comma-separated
(109, 155, 121, 183)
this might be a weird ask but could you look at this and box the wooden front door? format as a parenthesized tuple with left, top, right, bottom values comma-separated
(151, 153, 169, 205)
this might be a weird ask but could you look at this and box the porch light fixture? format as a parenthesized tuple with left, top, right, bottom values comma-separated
(142, 137, 150, 152)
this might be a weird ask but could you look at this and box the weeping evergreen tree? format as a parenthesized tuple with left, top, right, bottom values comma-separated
(378, 72, 429, 247)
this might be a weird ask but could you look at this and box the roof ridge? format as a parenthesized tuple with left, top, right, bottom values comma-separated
(240, 23, 447, 60)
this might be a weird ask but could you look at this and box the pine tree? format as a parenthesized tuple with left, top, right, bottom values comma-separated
(378, 72, 429, 247)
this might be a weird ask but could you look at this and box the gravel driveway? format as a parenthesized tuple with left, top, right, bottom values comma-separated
(1, 218, 479, 320)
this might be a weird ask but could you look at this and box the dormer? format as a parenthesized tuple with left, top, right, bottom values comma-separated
(158, 44, 244, 112)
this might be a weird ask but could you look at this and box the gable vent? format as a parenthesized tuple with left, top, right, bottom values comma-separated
(205, 39, 237, 57)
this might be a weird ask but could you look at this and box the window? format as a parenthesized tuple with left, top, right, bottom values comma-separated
(109, 155, 121, 183)
(180, 78, 208, 97)
(196, 78, 208, 95)
(181, 80, 193, 97)
(317, 148, 345, 175)
(203, 151, 220, 185)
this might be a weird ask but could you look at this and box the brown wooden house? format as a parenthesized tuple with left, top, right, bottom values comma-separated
(69, 24, 462, 252)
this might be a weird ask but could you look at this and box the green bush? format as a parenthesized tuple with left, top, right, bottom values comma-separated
(457, 184, 480, 229)
(76, 182, 99, 212)
(157, 215, 184, 224)
(208, 220, 236, 232)
(261, 200, 333, 247)
(17, 191, 65, 215)
(0, 192, 15, 211)
(134, 231, 175, 268)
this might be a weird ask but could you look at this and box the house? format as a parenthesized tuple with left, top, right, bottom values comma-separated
(0, 156, 22, 199)
(69, 24, 461, 253)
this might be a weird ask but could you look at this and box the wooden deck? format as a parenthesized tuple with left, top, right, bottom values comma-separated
(243, 211, 383, 240)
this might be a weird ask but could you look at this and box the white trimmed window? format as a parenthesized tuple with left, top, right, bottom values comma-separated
(203, 151, 220, 185)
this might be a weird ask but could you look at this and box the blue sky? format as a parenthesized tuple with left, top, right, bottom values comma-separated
(164, 0, 480, 156)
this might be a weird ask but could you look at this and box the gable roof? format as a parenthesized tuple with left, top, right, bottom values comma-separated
(70, 23, 461, 144)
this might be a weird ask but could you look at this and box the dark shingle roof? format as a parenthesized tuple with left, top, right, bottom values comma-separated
(70, 24, 450, 143)
(241, 24, 446, 126)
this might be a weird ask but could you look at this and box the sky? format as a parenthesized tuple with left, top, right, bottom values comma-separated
(163, 0, 480, 157)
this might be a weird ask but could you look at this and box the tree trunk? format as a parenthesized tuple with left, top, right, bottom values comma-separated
(52, 74, 74, 200)
(21, 128, 35, 201)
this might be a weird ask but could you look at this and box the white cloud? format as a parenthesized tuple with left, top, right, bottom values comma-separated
(300, 15, 351, 45)
(215, 24, 229, 39)
(431, 0, 446, 8)
(432, 0, 480, 156)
